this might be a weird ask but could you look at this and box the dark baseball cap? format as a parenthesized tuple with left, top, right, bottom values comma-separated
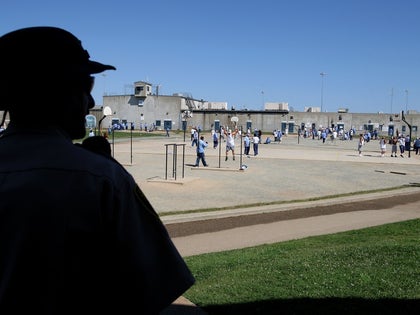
(0, 26, 116, 76)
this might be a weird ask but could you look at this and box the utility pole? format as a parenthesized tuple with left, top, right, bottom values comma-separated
(320, 72, 327, 112)
(390, 88, 394, 114)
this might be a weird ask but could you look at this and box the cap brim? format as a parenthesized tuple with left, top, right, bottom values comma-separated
(86, 60, 116, 74)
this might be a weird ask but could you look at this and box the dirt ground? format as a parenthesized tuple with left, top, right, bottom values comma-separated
(165, 191, 420, 238)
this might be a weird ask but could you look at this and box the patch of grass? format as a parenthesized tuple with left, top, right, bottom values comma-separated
(184, 219, 420, 314)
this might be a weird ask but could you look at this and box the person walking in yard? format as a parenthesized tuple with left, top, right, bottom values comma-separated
(398, 135, 405, 157)
(195, 135, 209, 167)
(321, 129, 327, 143)
(414, 137, 420, 155)
(190, 127, 195, 141)
(244, 133, 251, 157)
(212, 130, 219, 149)
(405, 134, 411, 153)
(253, 133, 260, 156)
(379, 136, 387, 157)
(391, 136, 398, 157)
(358, 134, 364, 156)
(191, 128, 198, 147)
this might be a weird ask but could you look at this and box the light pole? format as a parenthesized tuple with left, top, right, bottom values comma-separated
(390, 88, 394, 114)
(102, 73, 107, 96)
(130, 121, 133, 165)
(405, 89, 408, 113)
(320, 72, 327, 112)
(261, 90, 265, 109)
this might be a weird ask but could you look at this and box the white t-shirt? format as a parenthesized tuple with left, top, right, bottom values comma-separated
(226, 134, 234, 146)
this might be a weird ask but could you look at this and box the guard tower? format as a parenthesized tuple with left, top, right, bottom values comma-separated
(134, 81, 152, 98)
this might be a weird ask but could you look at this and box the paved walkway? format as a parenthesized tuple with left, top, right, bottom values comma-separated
(110, 131, 420, 314)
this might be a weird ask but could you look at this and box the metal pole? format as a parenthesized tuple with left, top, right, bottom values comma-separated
(296, 125, 300, 144)
(98, 115, 106, 136)
(402, 111, 412, 158)
(239, 126, 243, 170)
(182, 144, 185, 178)
(183, 120, 186, 142)
(165, 144, 168, 180)
(173, 144, 177, 179)
(390, 88, 394, 114)
(196, 129, 200, 168)
(320, 72, 326, 112)
(218, 128, 222, 168)
(130, 124, 133, 165)
(112, 128, 115, 158)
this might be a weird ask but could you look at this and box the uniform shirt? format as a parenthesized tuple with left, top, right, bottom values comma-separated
(398, 137, 405, 146)
(197, 139, 208, 154)
(0, 124, 194, 314)
(244, 136, 250, 147)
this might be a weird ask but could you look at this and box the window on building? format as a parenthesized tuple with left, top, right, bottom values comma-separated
(135, 86, 144, 94)
(155, 120, 161, 127)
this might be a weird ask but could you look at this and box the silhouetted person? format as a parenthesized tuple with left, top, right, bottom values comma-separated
(0, 26, 194, 315)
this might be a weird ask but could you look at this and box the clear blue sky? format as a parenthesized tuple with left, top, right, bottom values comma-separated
(2, 0, 419, 113)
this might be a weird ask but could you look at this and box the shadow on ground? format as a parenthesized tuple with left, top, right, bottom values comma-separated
(161, 304, 206, 315)
(201, 298, 420, 314)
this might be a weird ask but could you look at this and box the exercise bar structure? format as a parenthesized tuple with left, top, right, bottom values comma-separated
(164, 143, 186, 180)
